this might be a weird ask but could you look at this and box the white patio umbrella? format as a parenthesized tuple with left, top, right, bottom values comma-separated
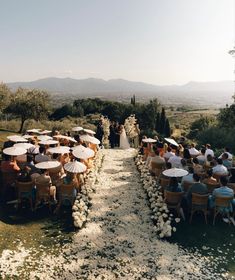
(72, 126, 83, 132)
(39, 130, 52, 135)
(23, 135, 36, 139)
(142, 138, 157, 143)
(80, 135, 100, 145)
(39, 140, 59, 146)
(83, 128, 96, 135)
(26, 128, 41, 134)
(164, 138, 179, 147)
(7, 135, 28, 143)
(53, 135, 77, 143)
(64, 161, 87, 173)
(72, 145, 95, 159)
(162, 168, 188, 178)
(47, 146, 71, 154)
(14, 143, 34, 149)
(35, 161, 61, 169)
(37, 135, 53, 141)
(3, 147, 27, 156)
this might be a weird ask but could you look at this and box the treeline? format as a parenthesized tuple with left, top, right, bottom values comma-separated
(187, 101, 235, 153)
(0, 83, 171, 136)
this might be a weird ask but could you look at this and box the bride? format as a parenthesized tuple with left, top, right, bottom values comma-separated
(119, 125, 130, 149)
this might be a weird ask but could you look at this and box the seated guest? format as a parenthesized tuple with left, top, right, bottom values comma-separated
(35, 169, 57, 202)
(219, 147, 233, 160)
(212, 158, 228, 176)
(24, 155, 40, 175)
(166, 177, 182, 192)
(228, 168, 235, 183)
(187, 174, 208, 205)
(204, 154, 214, 169)
(28, 139, 39, 155)
(146, 148, 165, 172)
(192, 158, 204, 175)
(168, 150, 182, 168)
(202, 169, 218, 185)
(35, 146, 50, 163)
(183, 148, 192, 165)
(189, 143, 200, 156)
(163, 147, 175, 161)
(17, 166, 32, 182)
(205, 144, 214, 158)
(60, 153, 70, 166)
(181, 159, 189, 171)
(181, 166, 194, 186)
(222, 153, 232, 170)
(1, 154, 20, 173)
(62, 171, 80, 192)
(197, 148, 206, 165)
(209, 176, 235, 220)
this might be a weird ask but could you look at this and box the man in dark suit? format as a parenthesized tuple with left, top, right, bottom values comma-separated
(109, 121, 116, 148)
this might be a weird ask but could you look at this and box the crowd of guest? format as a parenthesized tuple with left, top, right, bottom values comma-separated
(141, 137, 235, 224)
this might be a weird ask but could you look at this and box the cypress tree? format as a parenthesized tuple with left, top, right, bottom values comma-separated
(155, 112, 160, 132)
(159, 107, 166, 134)
(164, 118, 171, 137)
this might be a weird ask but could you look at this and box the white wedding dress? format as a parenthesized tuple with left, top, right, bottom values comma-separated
(120, 128, 130, 149)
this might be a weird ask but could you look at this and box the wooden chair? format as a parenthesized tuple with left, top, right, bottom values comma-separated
(190, 193, 209, 224)
(151, 162, 165, 177)
(164, 191, 184, 217)
(55, 183, 76, 213)
(213, 196, 234, 225)
(206, 183, 220, 194)
(182, 181, 193, 193)
(16, 181, 33, 211)
(228, 183, 235, 193)
(34, 181, 52, 211)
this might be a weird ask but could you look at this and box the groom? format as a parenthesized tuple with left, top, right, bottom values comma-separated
(109, 121, 116, 148)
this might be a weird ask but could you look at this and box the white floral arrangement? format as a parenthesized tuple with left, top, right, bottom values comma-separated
(124, 114, 139, 138)
(135, 154, 180, 238)
(100, 115, 110, 148)
(72, 151, 103, 228)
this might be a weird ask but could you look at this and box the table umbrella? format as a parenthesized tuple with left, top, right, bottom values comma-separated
(80, 135, 100, 144)
(162, 168, 188, 177)
(142, 138, 157, 143)
(72, 145, 95, 159)
(64, 161, 87, 173)
(39, 140, 59, 146)
(53, 135, 77, 143)
(47, 146, 71, 154)
(3, 147, 27, 156)
(37, 135, 53, 141)
(14, 143, 34, 149)
(26, 128, 41, 134)
(39, 130, 52, 135)
(83, 129, 96, 135)
(35, 161, 61, 169)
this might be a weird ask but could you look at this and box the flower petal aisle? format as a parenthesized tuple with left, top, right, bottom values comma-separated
(0, 149, 230, 279)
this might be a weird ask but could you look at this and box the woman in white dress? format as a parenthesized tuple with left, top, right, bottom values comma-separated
(119, 125, 130, 149)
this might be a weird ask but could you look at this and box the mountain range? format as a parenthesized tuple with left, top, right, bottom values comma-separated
(7, 77, 234, 108)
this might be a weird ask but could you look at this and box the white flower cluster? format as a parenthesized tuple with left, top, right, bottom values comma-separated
(72, 151, 103, 228)
(135, 154, 179, 238)
(101, 115, 110, 148)
(124, 114, 138, 138)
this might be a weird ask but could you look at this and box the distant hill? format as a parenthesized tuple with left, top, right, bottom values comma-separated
(7, 77, 234, 108)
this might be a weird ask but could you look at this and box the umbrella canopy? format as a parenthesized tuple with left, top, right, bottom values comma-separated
(23, 135, 36, 140)
(39, 140, 59, 146)
(80, 135, 100, 144)
(39, 130, 52, 135)
(26, 128, 41, 134)
(83, 128, 96, 135)
(14, 143, 34, 149)
(37, 135, 53, 141)
(35, 161, 61, 169)
(3, 147, 27, 156)
(54, 135, 77, 143)
(72, 126, 83, 132)
(142, 138, 157, 143)
(64, 161, 87, 173)
(164, 138, 179, 147)
(7, 135, 28, 143)
(162, 168, 188, 178)
(47, 146, 71, 154)
(72, 145, 95, 159)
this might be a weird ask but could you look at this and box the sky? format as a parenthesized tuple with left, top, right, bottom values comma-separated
(0, 0, 234, 85)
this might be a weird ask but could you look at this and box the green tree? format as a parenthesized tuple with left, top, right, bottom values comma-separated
(0, 83, 11, 113)
(4, 88, 50, 132)
(155, 112, 161, 132)
(159, 107, 166, 134)
(164, 118, 171, 137)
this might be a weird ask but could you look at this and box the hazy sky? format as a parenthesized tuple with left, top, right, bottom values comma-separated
(0, 0, 234, 85)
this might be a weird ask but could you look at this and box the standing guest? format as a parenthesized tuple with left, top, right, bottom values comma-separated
(197, 148, 206, 165)
(109, 121, 116, 149)
(187, 174, 208, 205)
(212, 158, 228, 176)
(189, 143, 200, 156)
(115, 122, 121, 147)
(222, 153, 232, 170)
(205, 144, 214, 158)
(96, 120, 104, 147)
(129, 123, 140, 148)
(168, 150, 182, 168)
